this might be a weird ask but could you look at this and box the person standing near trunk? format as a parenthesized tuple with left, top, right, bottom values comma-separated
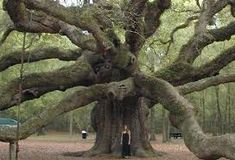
(121, 124, 131, 158)
(81, 129, 87, 139)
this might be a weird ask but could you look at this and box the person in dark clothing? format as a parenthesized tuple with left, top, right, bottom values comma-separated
(121, 125, 131, 158)
(81, 129, 87, 139)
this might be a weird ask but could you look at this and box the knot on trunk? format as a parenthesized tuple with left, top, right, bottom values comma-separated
(106, 78, 135, 100)
(11, 88, 39, 106)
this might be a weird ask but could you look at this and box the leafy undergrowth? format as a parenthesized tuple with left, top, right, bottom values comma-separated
(0, 133, 227, 160)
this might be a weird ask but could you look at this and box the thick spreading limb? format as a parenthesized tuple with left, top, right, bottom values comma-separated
(125, 0, 171, 55)
(155, 45, 235, 85)
(0, 47, 82, 72)
(3, 1, 97, 50)
(152, 2, 234, 85)
(124, 0, 148, 54)
(20, 0, 114, 51)
(0, 78, 135, 142)
(144, 0, 171, 38)
(175, 1, 233, 64)
(0, 57, 94, 111)
(176, 21, 235, 64)
(4, 0, 60, 33)
(134, 73, 235, 160)
(194, 45, 235, 78)
(178, 74, 235, 94)
(58, 22, 96, 51)
(195, 0, 216, 34)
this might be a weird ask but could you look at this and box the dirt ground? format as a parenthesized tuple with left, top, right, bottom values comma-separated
(0, 133, 226, 160)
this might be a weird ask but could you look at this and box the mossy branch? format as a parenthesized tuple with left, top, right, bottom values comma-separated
(134, 73, 235, 160)
(0, 78, 135, 142)
(0, 57, 94, 111)
(0, 47, 82, 72)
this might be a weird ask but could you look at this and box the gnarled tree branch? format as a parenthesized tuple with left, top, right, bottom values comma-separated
(175, 1, 233, 64)
(0, 78, 135, 142)
(156, 15, 198, 55)
(0, 47, 82, 72)
(124, 0, 171, 55)
(21, 0, 114, 51)
(155, 45, 235, 85)
(3, 0, 97, 51)
(4, 0, 59, 33)
(195, 0, 215, 34)
(194, 45, 235, 78)
(124, 0, 148, 55)
(0, 56, 94, 111)
(58, 22, 96, 51)
(134, 73, 235, 160)
(179, 74, 235, 94)
(144, 0, 171, 38)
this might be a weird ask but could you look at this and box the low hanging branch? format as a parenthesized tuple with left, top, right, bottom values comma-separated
(178, 74, 235, 94)
(0, 78, 135, 142)
(0, 45, 140, 111)
(0, 56, 94, 111)
(0, 47, 82, 72)
(134, 73, 235, 160)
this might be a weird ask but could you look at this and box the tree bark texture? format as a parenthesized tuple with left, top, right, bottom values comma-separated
(88, 97, 158, 157)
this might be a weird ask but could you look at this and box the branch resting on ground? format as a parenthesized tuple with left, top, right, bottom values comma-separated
(134, 73, 235, 160)
(0, 78, 135, 142)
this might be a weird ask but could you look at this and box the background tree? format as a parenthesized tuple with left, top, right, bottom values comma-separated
(0, 0, 235, 159)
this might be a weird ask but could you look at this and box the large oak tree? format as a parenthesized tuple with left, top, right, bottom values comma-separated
(0, 0, 235, 159)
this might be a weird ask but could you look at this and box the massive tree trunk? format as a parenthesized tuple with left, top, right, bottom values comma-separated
(87, 97, 158, 157)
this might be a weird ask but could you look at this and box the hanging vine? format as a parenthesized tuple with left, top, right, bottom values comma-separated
(15, 32, 26, 160)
